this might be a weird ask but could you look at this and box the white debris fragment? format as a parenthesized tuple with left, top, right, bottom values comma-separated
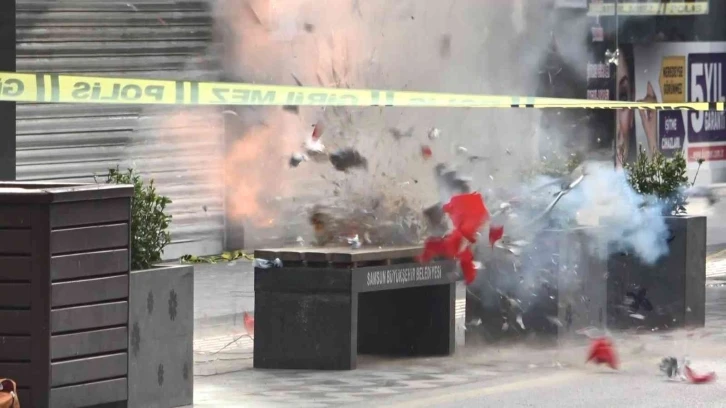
(456, 145, 468, 155)
(467, 318, 482, 326)
(546, 316, 563, 327)
(629, 313, 645, 320)
(347, 234, 362, 249)
(254, 258, 283, 269)
(516, 314, 525, 329)
(428, 127, 441, 140)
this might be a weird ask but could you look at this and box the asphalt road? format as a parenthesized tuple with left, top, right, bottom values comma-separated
(364, 284, 726, 408)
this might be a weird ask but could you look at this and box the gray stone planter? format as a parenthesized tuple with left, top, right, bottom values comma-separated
(607, 215, 706, 330)
(128, 264, 194, 408)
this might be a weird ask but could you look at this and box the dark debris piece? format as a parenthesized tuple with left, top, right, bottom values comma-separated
(440, 34, 452, 58)
(291, 73, 304, 87)
(389, 127, 414, 140)
(423, 203, 448, 235)
(329, 148, 368, 172)
(626, 287, 653, 313)
(435, 164, 471, 196)
(289, 153, 305, 168)
(660, 357, 679, 378)
(282, 105, 300, 114)
(303, 23, 315, 33)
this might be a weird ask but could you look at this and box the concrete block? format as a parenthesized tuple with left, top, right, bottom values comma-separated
(128, 264, 194, 408)
(607, 216, 706, 330)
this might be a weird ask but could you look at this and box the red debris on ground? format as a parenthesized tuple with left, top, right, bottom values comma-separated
(586, 337, 618, 369)
(684, 366, 716, 384)
(420, 193, 489, 285)
(421, 145, 433, 159)
(243, 312, 255, 339)
(489, 225, 504, 247)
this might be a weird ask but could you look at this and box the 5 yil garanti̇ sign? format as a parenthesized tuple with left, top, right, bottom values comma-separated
(633, 43, 726, 181)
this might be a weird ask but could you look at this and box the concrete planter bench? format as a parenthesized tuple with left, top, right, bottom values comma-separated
(0, 182, 133, 408)
(253, 246, 463, 370)
(607, 215, 706, 330)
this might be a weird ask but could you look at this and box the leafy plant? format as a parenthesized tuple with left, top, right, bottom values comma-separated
(624, 146, 690, 215)
(98, 167, 172, 270)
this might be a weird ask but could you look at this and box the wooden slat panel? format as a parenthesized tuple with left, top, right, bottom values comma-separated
(51, 353, 127, 387)
(0, 363, 32, 386)
(0, 256, 32, 282)
(50, 197, 130, 229)
(50, 223, 128, 254)
(17, 389, 29, 407)
(0, 283, 31, 308)
(52, 275, 128, 308)
(50, 378, 127, 408)
(0, 310, 32, 335)
(51, 301, 128, 334)
(0, 230, 32, 254)
(0, 336, 31, 361)
(51, 327, 128, 361)
(0, 205, 32, 228)
(51, 249, 128, 281)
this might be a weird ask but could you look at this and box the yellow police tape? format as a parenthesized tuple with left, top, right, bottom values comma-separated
(0, 72, 724, 111)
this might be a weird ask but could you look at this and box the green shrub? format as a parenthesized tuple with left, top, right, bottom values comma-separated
(98, 167, 172, 270)
(624, 146, 690, 215)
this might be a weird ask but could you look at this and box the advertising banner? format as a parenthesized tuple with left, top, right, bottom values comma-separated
(632, 42, 726, 182)
(588, 0, 709, 16)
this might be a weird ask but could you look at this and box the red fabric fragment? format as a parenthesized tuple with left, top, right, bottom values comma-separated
(684, 366, 716, 384)
(489, 225, 504, 248)
(420, 230, 464, 262)
(311, 121, 324, 141)
(419, 193, 491, 286)
(421, 145, 433, 159)
(458, 246, 477, 284)
(243, 311, 255, 339)
(443, 193, 489, 243)
(586, 337, 618, 369)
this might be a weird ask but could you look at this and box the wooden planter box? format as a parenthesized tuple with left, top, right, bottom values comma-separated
(0, 182, 133, 408)
(607, 215, 706, 330)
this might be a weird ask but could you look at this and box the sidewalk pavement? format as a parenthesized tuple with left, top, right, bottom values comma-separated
(190, 282, 726, 407)
(190, 249, 726, 375)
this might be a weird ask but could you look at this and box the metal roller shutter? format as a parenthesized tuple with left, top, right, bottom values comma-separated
(16, 0, 225, 259)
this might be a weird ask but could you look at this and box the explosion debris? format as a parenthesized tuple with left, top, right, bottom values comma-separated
(428, 127, 441, 140)
(291, 73, 304, 87)
(289, 153, 306, 168)
(586, 338, 618, 370)
(329, 148, 368, 172)
(389, 127, 414, 140)
(421, 145, 433, 160)
(282, 105, 300, 114)
(440, 34, 452, 58)
(254, 258, 283, 269)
